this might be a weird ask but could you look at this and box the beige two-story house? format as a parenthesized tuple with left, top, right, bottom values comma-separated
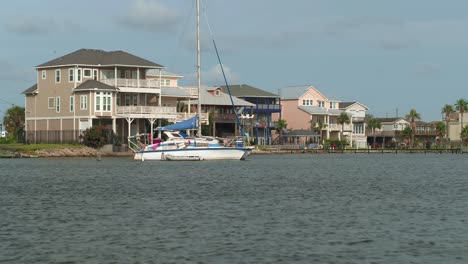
(22, 48, 200, 144)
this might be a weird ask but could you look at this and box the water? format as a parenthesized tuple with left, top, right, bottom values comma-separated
(1, 154, 468, 263)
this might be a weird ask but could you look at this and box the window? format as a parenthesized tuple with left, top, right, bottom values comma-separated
(125, 94, 130, 106)
(330, 102, 336, 109)
(318, 101, 325, 107)
(116, 95, 120, 106)
(80, 95, 87, 110)
(42, 70, 46, 80)
(132, 94, 138, 106)
(55, 69, 61, 83)
(56, 97, 60, 112)
(48, 97, 54, 109)
(68, 68, 74, 82)
(77, 68, 82, 82)
(302, 99, 312, 106)
(95, 92, 112, 112)
(84, 69, 92, 78)
(165, 79, 170, 86)
(215, 90, 220, 96)
(93, 69, 98, 80)
(70, 96, 74, 112)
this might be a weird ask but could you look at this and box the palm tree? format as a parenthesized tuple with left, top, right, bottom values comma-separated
(275, 119, 287, 145)
(435, 121, 446, 146)
(441, 104, 455, 141)
(366, 116, 381, 149)
(455, 98, 468, 137)
(310, 119, 327, 142)
(461, 125, 468, 144)
(405, 109, 421, 148)
(3, 105, 25, 142)
(337, 112, 351, 141)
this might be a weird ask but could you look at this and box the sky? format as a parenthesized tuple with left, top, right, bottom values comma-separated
(1, 0, 468, 122)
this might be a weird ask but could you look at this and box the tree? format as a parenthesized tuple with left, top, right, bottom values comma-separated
(275, 119, 287, 145)
(435, 121, 446, 146)
(441, 104, 455, 141)
(310, 119, 327, 142)
(455, 98, 468, 137)
(405, 109, 421, 148)
(337, 112, 351, 141)
(461, 125, 468, 144)
(401, 126, 412, 146)
(2, 105, 25, 142)
(366, 115, 381, 149)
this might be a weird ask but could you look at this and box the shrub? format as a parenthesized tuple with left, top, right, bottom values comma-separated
(80, 126, 109, 148)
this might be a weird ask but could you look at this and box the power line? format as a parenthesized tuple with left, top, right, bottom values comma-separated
(0, 96, 15, 106)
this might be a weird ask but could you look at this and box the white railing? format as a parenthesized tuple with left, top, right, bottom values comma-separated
(101, 78, 161, 88)
(116, 106, 177, 115)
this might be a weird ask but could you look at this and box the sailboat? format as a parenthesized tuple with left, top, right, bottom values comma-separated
(131, 0, 252, 161)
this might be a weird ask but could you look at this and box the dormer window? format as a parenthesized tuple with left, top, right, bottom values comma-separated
(215, 90, 220, 96)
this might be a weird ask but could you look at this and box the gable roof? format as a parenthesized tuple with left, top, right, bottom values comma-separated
(22, 84, 38, 94)
(36, 49, 164, 69)
(187, 86, 254, 107)
(278, 85, 328, 100)
(73, 80, 119, 92)
(339, 102, 369, 110)
(220, 84, 279, 98)
(377, 117, 409, 124)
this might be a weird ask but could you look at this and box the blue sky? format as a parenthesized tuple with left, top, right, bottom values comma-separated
(1, 0, 467, 121)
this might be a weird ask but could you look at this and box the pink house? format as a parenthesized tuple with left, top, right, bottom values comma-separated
(273, 85, 368, 147)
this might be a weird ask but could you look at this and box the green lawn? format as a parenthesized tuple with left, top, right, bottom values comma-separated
(0, 143, 82, 153)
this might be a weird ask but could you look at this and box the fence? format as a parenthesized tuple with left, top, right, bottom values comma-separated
(25, 129, 120, 145)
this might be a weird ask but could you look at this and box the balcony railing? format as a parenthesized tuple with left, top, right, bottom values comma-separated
(116, 106, 177, 115)
(254, 104, 281, 111)
(101, 78, 161, 88)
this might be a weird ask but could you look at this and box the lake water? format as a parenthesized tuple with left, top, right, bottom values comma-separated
(1, 154, 468, 263)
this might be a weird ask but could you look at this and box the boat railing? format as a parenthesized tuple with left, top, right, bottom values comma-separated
(128, 133, 152, 153)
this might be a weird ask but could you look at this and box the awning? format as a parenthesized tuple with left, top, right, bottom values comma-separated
(157, 115, 198, 131)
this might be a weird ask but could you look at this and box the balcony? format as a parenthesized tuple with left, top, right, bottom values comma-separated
(101, 78, 161, 93)
(254, 104, 281, 112)
(116, 106, 208, 123)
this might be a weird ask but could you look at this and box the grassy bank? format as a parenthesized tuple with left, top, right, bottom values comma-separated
(0, 144, 82, 155)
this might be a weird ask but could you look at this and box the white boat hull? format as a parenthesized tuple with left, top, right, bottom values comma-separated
(134, 147, 251, 161)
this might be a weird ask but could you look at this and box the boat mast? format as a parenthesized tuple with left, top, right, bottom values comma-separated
(196, 0, 202, 137)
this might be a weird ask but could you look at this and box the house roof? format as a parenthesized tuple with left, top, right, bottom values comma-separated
(22, 84, 38, 94)
(36, 49, 164, 69)
(377, 117, 409, 123)
(299, 106, 343, 116)
(220, 84, 279, 98)
(146, 69, 183, 78)
(278, 85, 328, 100)
(187, 86, 254, 107)
(73, 80, 119, 92)
(162, 87, 191, 97)
(339, 102, 369, 110)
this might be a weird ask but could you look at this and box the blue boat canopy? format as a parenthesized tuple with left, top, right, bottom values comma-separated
(156, 115, 198, 131)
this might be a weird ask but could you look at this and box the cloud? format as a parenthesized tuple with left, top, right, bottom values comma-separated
(4, 16, 54, 35)
(183, 64, 240, 86)
(4, 16, 81, 36)
(117, 0, 181, 32)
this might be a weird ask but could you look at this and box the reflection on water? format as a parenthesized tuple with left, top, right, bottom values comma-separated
(1, 154, 467, 263)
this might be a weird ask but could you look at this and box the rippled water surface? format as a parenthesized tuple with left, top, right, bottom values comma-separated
(1, 154, 468, 263)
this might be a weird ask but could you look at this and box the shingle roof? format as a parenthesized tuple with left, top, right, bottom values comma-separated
(377, 117, 409, 123)
(339, 101, 369, 110)
(220, 84, 279, 98)
(299, 106, 343, 115)
(73, 80, 119, 92)
(146, 69, 182, 77)
(278, 85, 310, 99)
(36, 49, 164, 68)
(162, 87, 191, 97)
(22, 84, 38, 94)
(187, 86, 254, 107)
